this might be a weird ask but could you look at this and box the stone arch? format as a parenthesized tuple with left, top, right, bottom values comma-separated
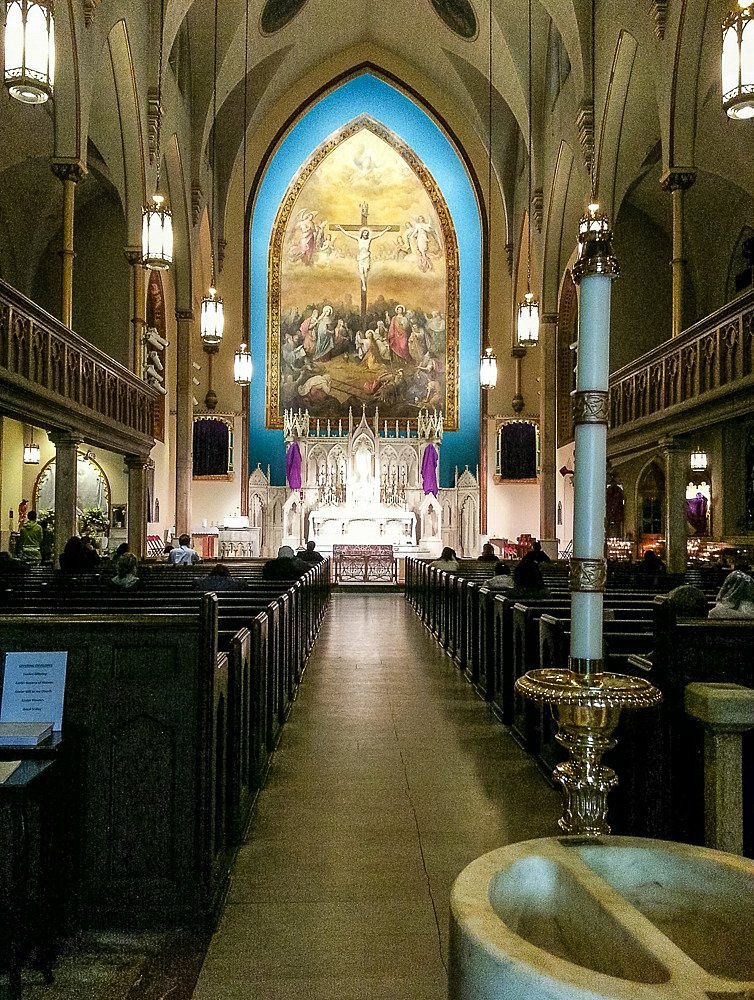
(103, 19, 147, 243)
(541, 142, 575, 316)
(52, 0, 84, 159)
(163, 134, 193, 311)
(594, 30, 639, 220)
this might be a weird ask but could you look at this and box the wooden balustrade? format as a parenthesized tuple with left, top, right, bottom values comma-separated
(608, 290, 754, 444)
(0, 279, 156, 455)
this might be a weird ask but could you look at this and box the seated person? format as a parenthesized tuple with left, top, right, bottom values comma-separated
(168, 534, 201, 566)
(486, 561, 514, 590)
(511, 558, 549, 597)
(666, 584, 708, 619)
(640, 549, 666, 575)
(430, 546, 459, 571)
(60, 535, 100, 573)
(112, 542, 130, 561)
(709, 570, 754, 620)
(523, 540, 551, 564)
(299, 540, 324, 564)
(262, 545, 308, 581)
(477, 542, 498, 562)
(111, 552, 140, 589)
(197, 563, 237, 591)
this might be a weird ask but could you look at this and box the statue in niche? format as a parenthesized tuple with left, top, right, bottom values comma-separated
(426, 503, 438, 537)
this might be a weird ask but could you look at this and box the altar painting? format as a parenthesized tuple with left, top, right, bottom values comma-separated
(267, 117, 459, 429)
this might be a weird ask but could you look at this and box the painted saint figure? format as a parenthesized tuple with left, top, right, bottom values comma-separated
(387, 305, 412, 362)
(336, 225, 391, 291)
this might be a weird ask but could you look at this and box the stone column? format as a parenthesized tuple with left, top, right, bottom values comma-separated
(125, 248, 146, 375)
(125, 455, 149, 560)
(660, 169, 696, 338)
(661, 435, 688, 574)
(539, 313, 558, 555)
(50, 159, 87, 329)
(685, 683, 754, 855)
(48, 430, 82, 564)
(175, 310, 194, 534)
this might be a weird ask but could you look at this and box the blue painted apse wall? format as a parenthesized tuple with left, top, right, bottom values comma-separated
(248, 73, 481, 486)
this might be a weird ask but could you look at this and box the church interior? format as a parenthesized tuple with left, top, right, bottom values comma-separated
(1, 0, 754, 996)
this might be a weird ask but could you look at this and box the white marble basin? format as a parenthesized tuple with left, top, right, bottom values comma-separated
(449, 836, 754, 999)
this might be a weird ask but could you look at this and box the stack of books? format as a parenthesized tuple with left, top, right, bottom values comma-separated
(0, 721, 53, 746)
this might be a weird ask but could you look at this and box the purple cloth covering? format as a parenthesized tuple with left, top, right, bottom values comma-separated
(685, 492, 708, 535)
(286, 441, 302, 489)
(421, 443, 438, 496)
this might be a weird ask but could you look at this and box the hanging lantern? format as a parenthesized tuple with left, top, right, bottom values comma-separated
(200, 286, 224, 346)
(517, 291, 540, 345)
(141, 194, 173, 270)
(23, 441, 40, 464)
(233, 341, 253, 385)
(690, 446, 709, 472)
(4, 0, 54, 104)
(480, 346, 497, 389)
(722, 1, 754, 119)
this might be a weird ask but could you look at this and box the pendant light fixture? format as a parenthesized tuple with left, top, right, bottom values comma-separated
(23, 425, 40, 464)
(690, 446, 709, 472)
(200, 0, 225, 348)
(722, 1, 754, 119)
(479, 0, 497, 389)
(516, 0, 539, 346)
(142, 0, 173, 270)
(4, 0, 54, 104)
(234, 0, 253, 385)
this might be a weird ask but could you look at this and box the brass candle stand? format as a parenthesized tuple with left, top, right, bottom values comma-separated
(515, 667, 662, 835)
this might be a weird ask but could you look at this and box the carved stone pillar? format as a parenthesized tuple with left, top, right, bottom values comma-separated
(125, 248, 146, 375)
(660, 169, 696, 338)
(48, 430, 83, 564)
(175, 310, 194, 534)
(125, 455, 149, 560)
(661, 436, 688, 574)
(50, 159, 87, 329)
(539, 313, 558, 552)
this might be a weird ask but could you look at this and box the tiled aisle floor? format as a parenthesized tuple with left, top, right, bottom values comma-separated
(192, 591, 561, 1000)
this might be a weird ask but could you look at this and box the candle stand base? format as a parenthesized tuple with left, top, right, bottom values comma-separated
(515, 668, 662, 836)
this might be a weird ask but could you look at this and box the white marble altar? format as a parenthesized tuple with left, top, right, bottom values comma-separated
(247, 407, 480, 559)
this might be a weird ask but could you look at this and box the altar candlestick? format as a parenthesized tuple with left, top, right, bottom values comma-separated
(327, 420, 331, 436)
(316, 419, 320, 436)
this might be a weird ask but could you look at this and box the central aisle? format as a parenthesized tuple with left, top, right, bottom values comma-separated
(193, 591, 561, 1000)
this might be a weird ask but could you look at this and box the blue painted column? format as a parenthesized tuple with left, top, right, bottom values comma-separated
(569, 209, 619, 678)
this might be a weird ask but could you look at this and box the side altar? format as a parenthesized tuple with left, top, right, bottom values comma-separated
(246, 408, 480, 560)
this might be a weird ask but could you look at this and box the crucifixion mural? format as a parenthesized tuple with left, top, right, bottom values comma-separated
(266, 115, 459, 430)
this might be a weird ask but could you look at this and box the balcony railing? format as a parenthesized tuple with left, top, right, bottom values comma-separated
(608, 290, 754, 435)
(0, 279, 155, 447)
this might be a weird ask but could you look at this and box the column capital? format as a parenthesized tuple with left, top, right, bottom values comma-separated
(540, 313, 559, 327)
(175, 309, 194, 322)
(659, 434, 684, 454)
(51, 158, 87, 184)
(660, 168, 696, 193)
(124, 246, 143, 267)
(47, 430, 83, 449)
(124, 454, 151, 471)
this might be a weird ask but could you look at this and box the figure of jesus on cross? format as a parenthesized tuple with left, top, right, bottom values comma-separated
(335, 202, 400, 333)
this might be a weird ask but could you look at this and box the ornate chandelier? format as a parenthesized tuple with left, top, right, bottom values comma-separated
(141, 0, 173, 269)
(517, 0, 540, 346)
(233, 343, 253, 386)
(4, 0, 55, 104)
(479, 0, 497, 388)
(200, 0, 225, 348)
(722, 1, 754, 119)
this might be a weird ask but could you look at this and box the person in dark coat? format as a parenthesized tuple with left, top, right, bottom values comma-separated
(299, 540, 324, 564)
(262, 545, 308, 581)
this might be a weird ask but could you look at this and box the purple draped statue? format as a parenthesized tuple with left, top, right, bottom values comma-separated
(685, 492, 709, 535)
(421, 443, 439, 496)
(286, 441, 302, 490)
